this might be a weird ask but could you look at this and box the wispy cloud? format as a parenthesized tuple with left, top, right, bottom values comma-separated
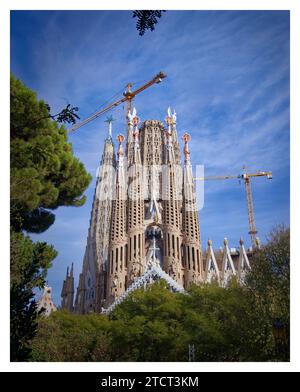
(11, 10, 290, 304)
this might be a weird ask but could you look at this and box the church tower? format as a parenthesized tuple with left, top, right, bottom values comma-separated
(71, 108, 204, 312)
(107, 134, 127, 304)
(182, 133, 203, 286)
(74, 121, 115, 313)
(126, 110, 146, 285)
(162, 111, 184, 285)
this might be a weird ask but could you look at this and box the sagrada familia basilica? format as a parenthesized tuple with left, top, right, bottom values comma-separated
(61, 108, 252, 314)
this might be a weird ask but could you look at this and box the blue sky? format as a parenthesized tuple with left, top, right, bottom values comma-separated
(11, 10, 290, 305)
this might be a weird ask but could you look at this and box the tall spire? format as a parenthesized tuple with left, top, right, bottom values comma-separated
(108, 133, 128, 304)
(162, 108, 183, 284)
(126, 107, 139, 165)
(127, 108, 145, 285)
(166, 107, 180, 164)
(182, 133, 203, 286)
(182, 133, 195, 202)
(132, 109, 141, 164)
(183, 133, 191, 164)
(116, 134, 125, 187)
(75, 117, 116, 313)
(117, 134, 125, 158)
(165, 109, 176, 164)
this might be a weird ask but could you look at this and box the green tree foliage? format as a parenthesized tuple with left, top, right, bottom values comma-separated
(32, 277, 285, 362)
(31, 228, 289, 362)
(31, 311, 112, 362)
(245, 226, 290, 361)
(111, 281, 277, 362)
(10, 230, 57, 361)
(133, 11, 166, 36)
(10, 74, 91, 361)
(10, 75, 92, 233)
(109, 282, 189, 361)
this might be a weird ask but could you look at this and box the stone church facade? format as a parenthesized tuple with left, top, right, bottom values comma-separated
(61, 108, 250, 313)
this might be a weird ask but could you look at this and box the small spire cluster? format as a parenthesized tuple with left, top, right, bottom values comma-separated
(61, 263, 74, 312)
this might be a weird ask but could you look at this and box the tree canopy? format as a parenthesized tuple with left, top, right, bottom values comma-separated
(10, 230, 58, 361)
(31, 227, 290, 362)
(245, 226, 290, 360)
(31, 281, 278, 362)
(10, 74, 91, 361)
(10, 75, 92, 233)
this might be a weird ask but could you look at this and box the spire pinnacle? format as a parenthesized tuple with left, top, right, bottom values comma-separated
(116, 134, 126, 187)
(127, 107, 139, 126)
(165, 115, 172, 126)
(182, 133, 191, 163)
(117, 134, 124, 158)
(105, 115, 115, 139)
(165, 107, 174, 136)
(132, 114, 139, 127)
(132, 108, 140, 145)
(165, 108, 173, 141)
(166, 107, 176, 126)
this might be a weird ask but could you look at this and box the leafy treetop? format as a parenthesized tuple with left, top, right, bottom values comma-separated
(10, 75, 92, 233)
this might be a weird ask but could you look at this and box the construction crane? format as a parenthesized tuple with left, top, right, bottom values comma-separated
(69, 72, 167, 132)
(195, 171, 273, 248)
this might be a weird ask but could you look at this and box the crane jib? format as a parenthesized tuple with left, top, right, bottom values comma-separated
(69, 72, 167, 133)
(193, 171, 272, 249)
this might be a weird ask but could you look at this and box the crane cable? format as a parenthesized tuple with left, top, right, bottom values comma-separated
(77, 78, 148, 124)
(89, 78, 148, 116)
(87, 85, 127, 118)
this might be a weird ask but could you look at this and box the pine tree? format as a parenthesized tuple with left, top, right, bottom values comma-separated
(10, 74, 92, 360)
(10, 74, 92, 233)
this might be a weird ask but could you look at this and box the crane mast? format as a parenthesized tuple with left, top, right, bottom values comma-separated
(69, 72, 166, 132)
(194, 171, 272, 248)
(244, 176, 257, 247)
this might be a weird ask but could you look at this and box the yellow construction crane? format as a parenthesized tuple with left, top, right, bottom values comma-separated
(195, 170, 273, 248)
(69, 72, 167, 132)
